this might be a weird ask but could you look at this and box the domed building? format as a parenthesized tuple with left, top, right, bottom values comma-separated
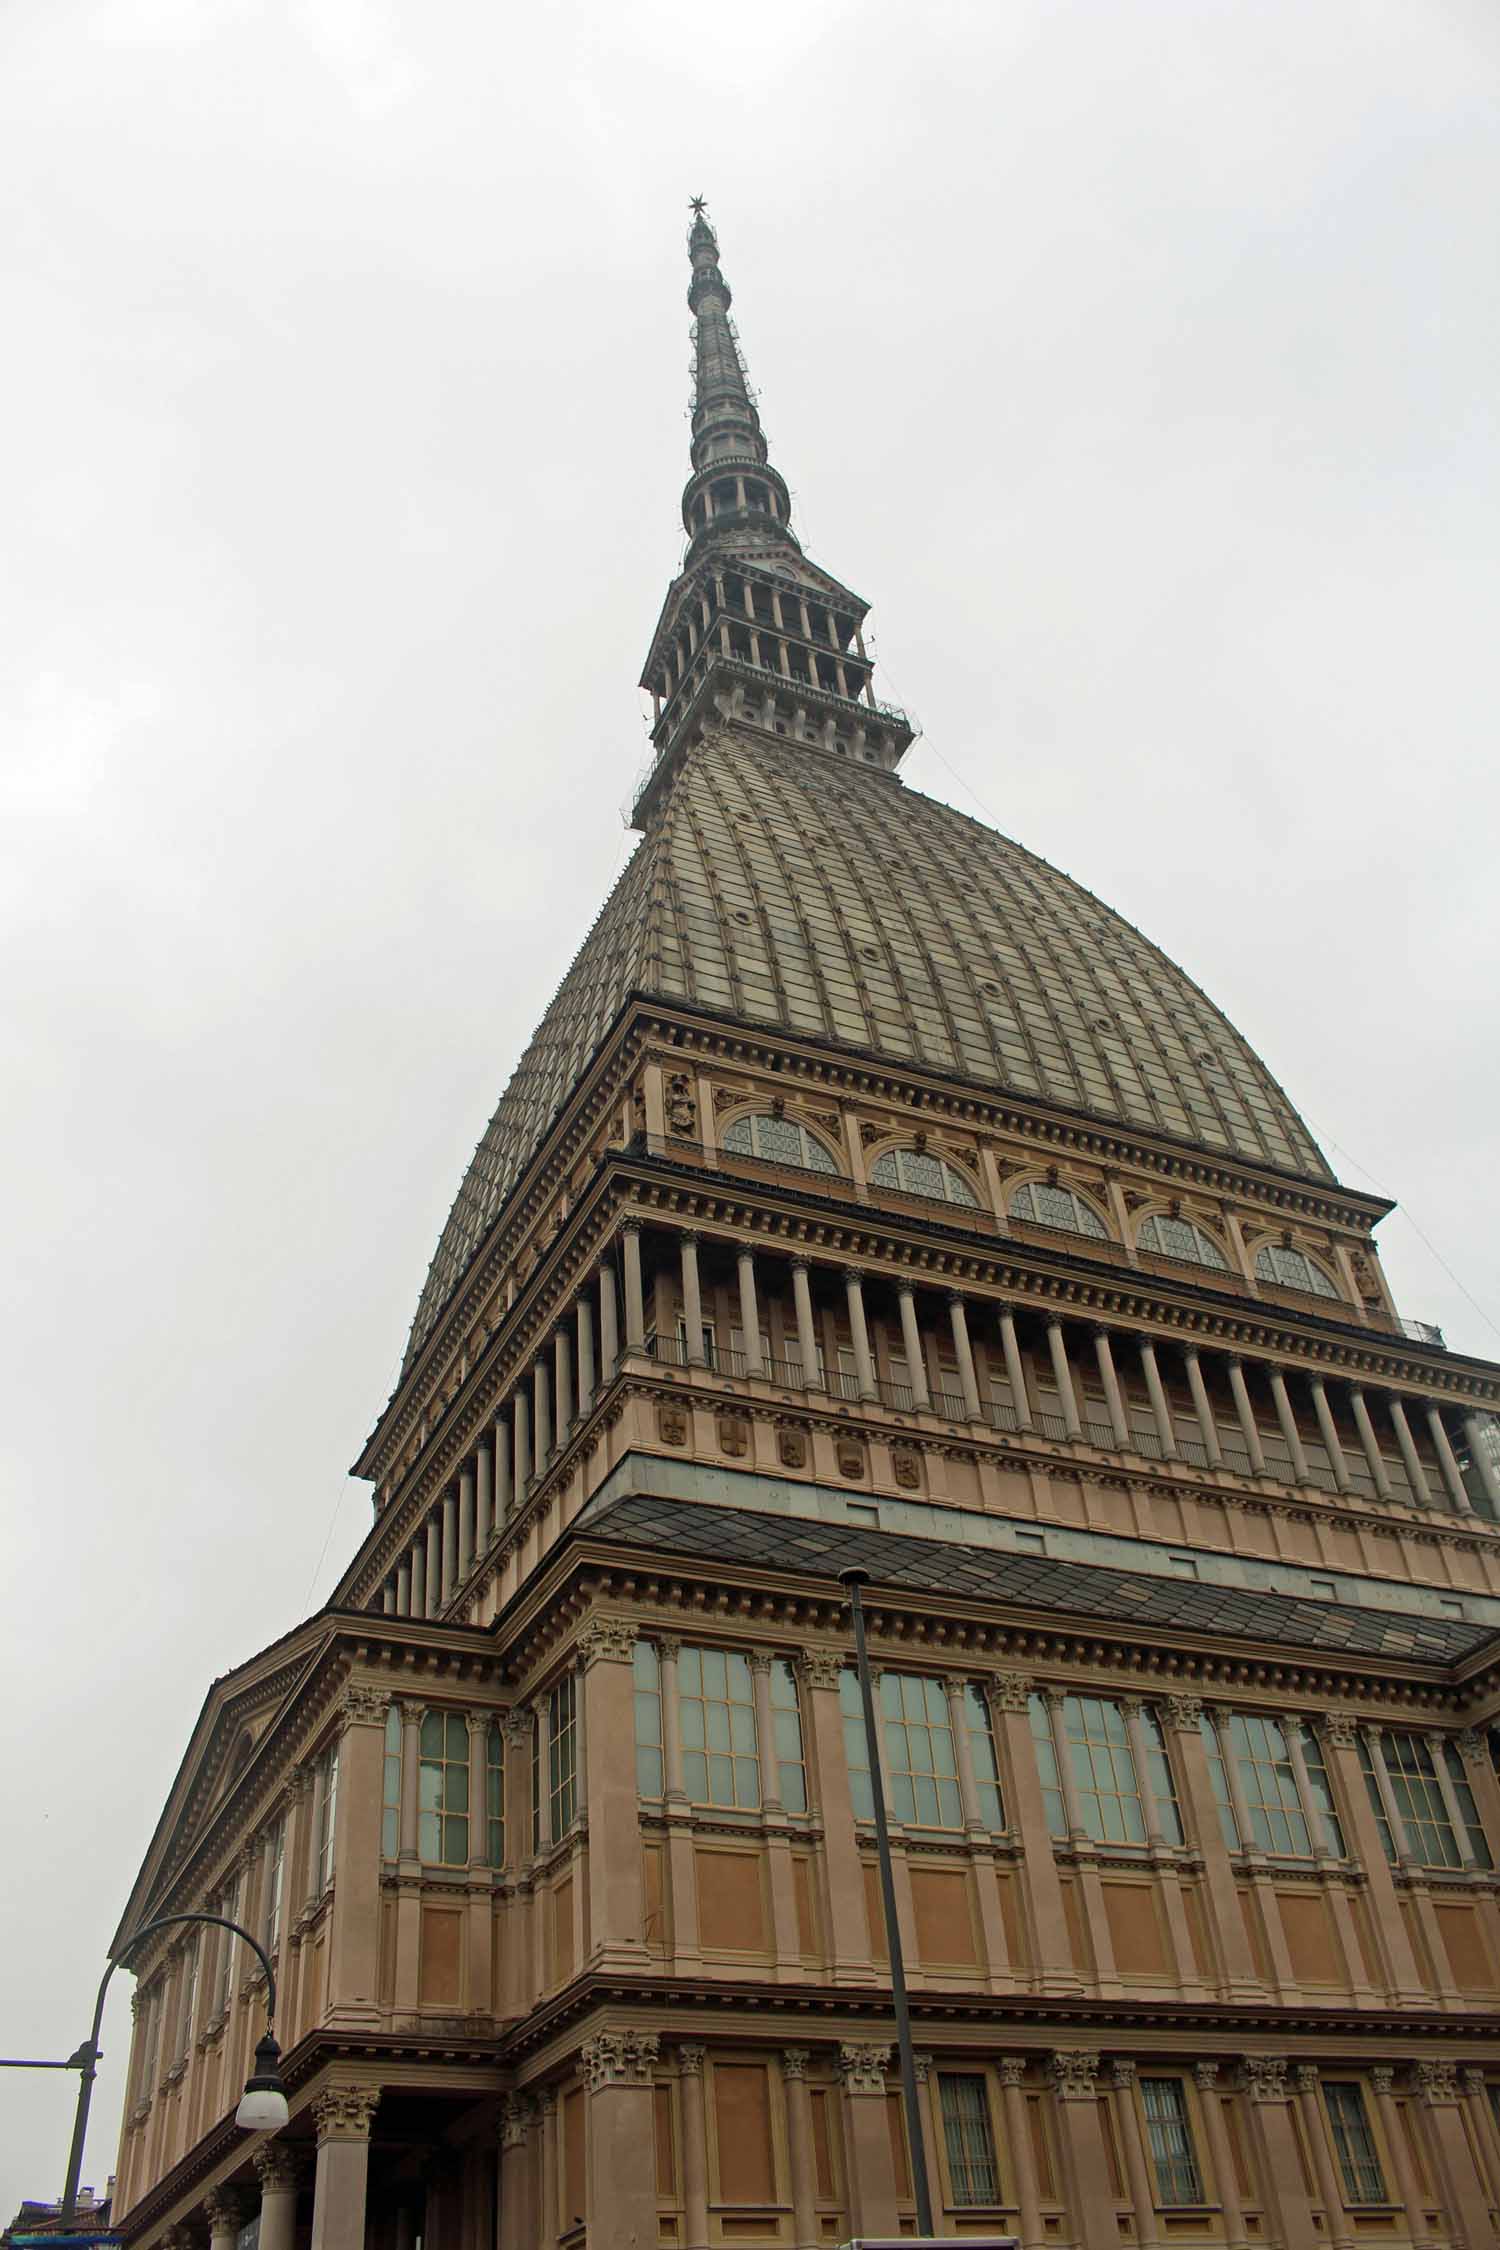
(111, 211, 1500, 2250)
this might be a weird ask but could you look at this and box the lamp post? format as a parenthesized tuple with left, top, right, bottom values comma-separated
(52, 1910, 288, 2224)
(838, 1566, 935, 2235)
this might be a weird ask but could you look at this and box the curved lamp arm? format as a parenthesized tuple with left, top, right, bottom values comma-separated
(61, 1910, 279, 2225)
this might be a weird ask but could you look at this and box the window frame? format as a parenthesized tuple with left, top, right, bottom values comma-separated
(1137, 1211, 1229, 1272)
(1254, 1241, 1341, 1300)
(418, 1708, 471, 1869)
(721, 1111, 841, 1176)
(1138, 2076, 1205, 2208)
(1029, 1691, 1182, 1846)
(869, 1144, 981, 1209)
(937, 2070, 1004, 2208)
(1321, 2081, 1388, 2207)
(1008, 1178, 1109, 1240)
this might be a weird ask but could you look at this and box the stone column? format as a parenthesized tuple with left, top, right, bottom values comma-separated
(998, 1308, 1032, 1429)
(458, 1463, 475, 1584)
(1348, 1386, 1394, 1501)
(622, 1222, 647, 1351)
(1427, 1406, 1474, 1515)
(441, 1487, 459, 1605)
(679, 1233, 706, 1366)
(475, 1443, 492, 1554)
(1093, 1327, 1131, 1449)
(536, 2086, 558, 2249)
(948, 1293, 983, 1420)
(1389, 1397, 1435, 1507)
(800, 1651, 874, 1981)
(1048, 2052, 1117, 2248)
(838, 2044, 900, 2238)
(1226, 1358, 1268, 1476)
(399, 1702, 422, 1861)
(409, 1536, 426, 1623)
(577, 1297, 596, 1416)
(253, 2144, 301, 2250)
(846, 1271, 879, 1401)
(1427, 1732, 1480, 1867)
(554, 1325, 574, 1444)
(381, 1580, 396, 1614)
(782, 2049, 819, 2250)
(205, 2186, 243, 2250)
(678, 2044, 710, 2250)
(1046, 1319, 1083, 1440)
(1110, 2061, 1161, 2250)
(498, 2095, 533, 2250)
(1193, 2063, 1248, 2250)
(751, 1653, 781, 1810)
(1460, 2064, 1500, 2214)
(1121, 1699, 1168, 1846)
(396, 1556, 412, 1617)
(1139, 1339, 1177, 1457)
(580, 1618, 649, 1968)
(736, 1250, 765, 1374)
(600, 1255, 620, 1373)
(493, 1412, 512, 1525)
(1293, 2065, 1355, 2250)
(1240, 2057, 1314, 2248)
(659, 1637, 687, 1802)
(1183, 1346, 1223, 1466)
(791, 1258, 822, 1389)
(999, 2058, 1045, 2250)
(1269, 1370, 1310, 1484)
(1310, 1378, 1353, 1492)
(1320, 1718, 1423, 1998)
(943, 1675, 985, 1835)
(1464, 1415, 1500, 1513)
(897, 1285, 931, 1410)
(513, 1387, 531, 1505)
(309, 2085, 380, 2250)
(1369, 2065, 1427, 2243)
(583, 2032, 660, 2249)
(990, 1673, 1077, 1992)
(428, 1513, 446, 1617)
(303, 1758, 327, 1917)
(1165, 1697, 1258, 1994)
(533, 1358, 552, 1476)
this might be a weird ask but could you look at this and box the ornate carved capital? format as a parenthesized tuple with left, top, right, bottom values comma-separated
(1293, 2064, 1320, 2095)
(657, 1633, 682, 1663)
(678, 2043, 706, 2077)
(312, 2084, 380, 2143)
(1240, 2056, 1288, 2102)
(582, 2029, 660, 2091)
(990, 1670, 1034, 1712)
(1461, 2067, 1488, 2100)
(1048, 2051, 1099, 2101)
(782, 2047, 810, 2082)
(837, 2043, 890, 2096)
(503, 1705, 531, 1742)
(1193, 2061, 1220, 2092)
(1320, 1713, 1360, 1751)
(911, 2051, 933, 2085)
(1414, 2059, 1460, 2106)
(1117, 1696, 1144, 1721)
(998, 2056, 1027, 2089)
(204, 2188, 244, 2229)
(500, 2093, 532, 2149)
(342, 1681, 391, 1727)
(1162, 1694, 1204, 1732)
(286, 1764, 314, 1802)
(1456, 1729, 1489, 1771)
(1111, 2059, 1137, 2090)
(798, 1650, 845, 1692)
(748, 1651, 775, 1677)
(579, 1616, 637, 1666)
(1370, 2066, 1396, 2097)
(253, 2142, 301, 2193)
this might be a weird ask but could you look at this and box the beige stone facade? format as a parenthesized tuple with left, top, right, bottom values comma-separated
(111, 212, 1500, 2249)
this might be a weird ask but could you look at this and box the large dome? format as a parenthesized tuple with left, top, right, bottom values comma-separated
(403, 732, 1328, 1367)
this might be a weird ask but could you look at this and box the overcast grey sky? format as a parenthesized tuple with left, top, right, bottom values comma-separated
(4, 0, 1498, 2213)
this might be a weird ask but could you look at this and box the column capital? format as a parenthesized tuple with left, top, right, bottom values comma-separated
(1240, 2056, 1288, 2102)
(677, 2042, 707, 2076)
(946, 1287, 966, 1307)
(1090, 1321, 1113, 1342)
(582, 2029, 660, 2090)
(657, 1632, 682, 1663)
(311, 2084, 381, 2144)
(1320, 1712, 1361, 1751)
(253, 2142, 301, 2192)
(1193, 2060, 1220, 2092)
(844, 1263, 867, 1283)
(1455, 1728, 1488, 1770)
(789, 1254, 811, 1275)
(798, 1649, 846, 1692)
(748, 1650, 775, 1676)
(1292, 2063, 1320, 2095)
(990, 1670, 1034, 1711)
(678, 1226, 701, 1245)
(912, 2051, 933, 2085)
(578, 1615, 638, 1666)
(782, 2046, 811, 2081)
(1413, 2059, 1461, 2106)
(1110, 2058, 1137, 2090)
(621, 1216, 643, 1236)
(204, 2188, 244, 2228)
(341, 1681, 391, 1728)
(1460, 2066, 1488, 2101)
(400, 1698, 426, 1729)
(1161, 1693, 1204, 1732)
(998, 2055, 1029, 2088)
(836, 2041, 890, 2094)
(1047, 2050, 1100, 2101)
(1370, 2065, 1397, 2097)
(500, 2093, 533, 2148)
(1116, 1694, 1145, 1720)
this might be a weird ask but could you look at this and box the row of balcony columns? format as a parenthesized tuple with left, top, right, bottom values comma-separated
(381, 1226, 1500, 1617)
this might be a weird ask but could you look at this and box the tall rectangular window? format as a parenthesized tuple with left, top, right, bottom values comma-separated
(419, 1709, 470, 1866)
(486, 1718, 505, 1868)
(263, 1819, 285, 1951)
(1360, 1730, 1491, 1870)
(841, 1670, 964, 1829)
(176, 1938, 200, 2063)
(634, 1640, 664, 1796)
(381, 1705, 403, 1860)
(1029, 1693, 1181, 1845)
(214, 1870, 242, 2011)
(317, 1743, 340, 1892)
(961, 1683, 1005, 1830)
(137, 1979, 163, 2103)
(680, 1646, 760, 1809)
(770, 1658, 807, 1813)
(938, 2073, 1001, 2206)
(1323, 2083, 1386, 2205)
(1140, 2078, 1203, 2206)
(548, 1672, 578, 1837)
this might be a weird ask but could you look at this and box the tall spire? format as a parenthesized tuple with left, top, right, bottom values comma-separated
(634, 202, 914, 828)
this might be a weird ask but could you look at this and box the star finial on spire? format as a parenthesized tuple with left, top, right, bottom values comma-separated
(689, 194, 708, 217)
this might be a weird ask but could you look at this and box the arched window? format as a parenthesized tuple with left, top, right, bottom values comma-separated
(870, 1146, 980, 1207)
(1256, 1243, 1340, 1299)
(1138, 1213, 1229, 1271)
(722, 1112, 839, 1174)
(1009, 1180, 1108, 1239)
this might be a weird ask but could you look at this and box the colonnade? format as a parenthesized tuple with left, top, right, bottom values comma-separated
(381, 1224, 1499, 1617)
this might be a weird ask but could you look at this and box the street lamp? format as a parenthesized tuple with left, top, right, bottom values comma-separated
(37, 1910, 289, 2223)
(838, 1567, 935, 2236)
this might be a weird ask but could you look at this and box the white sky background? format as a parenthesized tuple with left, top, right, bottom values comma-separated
(3, 0, 1498, 2210)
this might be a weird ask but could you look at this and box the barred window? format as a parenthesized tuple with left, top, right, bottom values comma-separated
(381, 1705, 402, 1860)
(317, 1743, 340, 1892)
(938, 2073, 1001, 2206)
(1255, 1243, 1339, 1299)
(1010, 1180, 1108, 1239)
(1138, 1214, 1228, 1270)
(419, 1710, 470, 1866)
(1359, 1730, 1490, 1870)
(770, 1659, 808, 1813)
(1141, 2078, 1203, 2206)
(486, 1719, 505, 1868)
(870, 1146, 980, 1207)
(723, 1113, 839, 1173)
(681, 1646, 760, 1808)
(1323, 2083, 1387, 2205)
(1029, 1693, 1182, 1845)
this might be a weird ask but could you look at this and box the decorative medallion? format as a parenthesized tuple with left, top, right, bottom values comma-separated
(657, 1403, 689, 1447)
(716, 1413, 750, 1458)
(777, 1426, 808, 1469)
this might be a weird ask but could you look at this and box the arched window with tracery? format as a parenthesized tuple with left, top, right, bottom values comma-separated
(1255, 1243, 1340, 1299)
(870, 1146, 980, 1207)
(1009, 1179, 1108, 1239)
(721, 1112, 839, 1174)
(1137, 1213, 1229, 1271)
